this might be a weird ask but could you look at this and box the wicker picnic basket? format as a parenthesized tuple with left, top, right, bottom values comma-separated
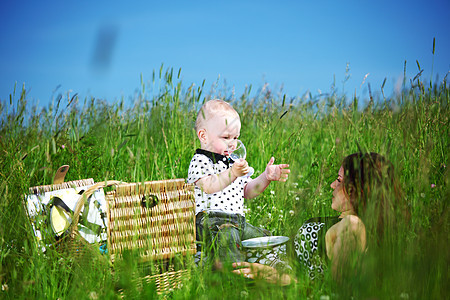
(27, 166, 196, 294)
(105, 178, 196, 294)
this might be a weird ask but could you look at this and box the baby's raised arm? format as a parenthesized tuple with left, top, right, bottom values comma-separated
(244, 157, 290, 199)
(196, 159, 250, 194)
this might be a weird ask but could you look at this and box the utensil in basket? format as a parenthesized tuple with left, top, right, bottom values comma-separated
(54, 180, 123, 256)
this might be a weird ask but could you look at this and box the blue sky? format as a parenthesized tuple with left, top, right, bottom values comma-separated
(1, 1, 449, 108)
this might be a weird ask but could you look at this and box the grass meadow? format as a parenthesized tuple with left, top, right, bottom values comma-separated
(0, 66, 448, 299)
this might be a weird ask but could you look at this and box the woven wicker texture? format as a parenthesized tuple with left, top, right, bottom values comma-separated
(117, 268, 190, 297)
(106, 179, 196, 262)
(144, 268, 189, 293)
(28, 178, 95, 194)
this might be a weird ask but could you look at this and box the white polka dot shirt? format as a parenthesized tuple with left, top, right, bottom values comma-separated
(187, 149, 250, 216)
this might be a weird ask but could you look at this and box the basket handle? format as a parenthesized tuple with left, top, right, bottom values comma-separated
(53, 165, 70, 184)
(69, 180, 123, 236)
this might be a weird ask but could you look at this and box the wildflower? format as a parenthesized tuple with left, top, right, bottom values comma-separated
(240, 291, 249, 298)
(420, 193, 425, 198)
(270, 190, 275, 195)
(61, 144, 65, 149)
(268, 212, 272, 218)
(289, 210, 295, 216)
(431, 184, 436, 188)
(293, 182, 298, 187)
(399, 292, 409, 299)
(2, 283, 8, 291)
(295, 197, 300, 201)
(257, 206, 261, 210)
(88, 291, 98, 300)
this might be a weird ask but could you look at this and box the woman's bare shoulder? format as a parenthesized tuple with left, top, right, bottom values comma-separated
(327, 215, 365, 241)
(342, 215, 364, 229)
(339, 215, 366, 248)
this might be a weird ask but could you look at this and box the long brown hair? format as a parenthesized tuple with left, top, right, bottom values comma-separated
(342, 152, 406, 240)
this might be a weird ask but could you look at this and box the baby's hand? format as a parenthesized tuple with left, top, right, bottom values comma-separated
(265, 157, 290, 182)
(231, 159, 249, 178)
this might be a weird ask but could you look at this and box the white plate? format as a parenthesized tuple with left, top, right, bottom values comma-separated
(242, 236, 289, 249)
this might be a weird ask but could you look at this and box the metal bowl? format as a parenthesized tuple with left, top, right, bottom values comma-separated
(242, 236, 289, 249)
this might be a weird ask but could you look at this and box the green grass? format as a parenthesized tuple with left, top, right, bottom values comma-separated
(0, 66, 448, 299)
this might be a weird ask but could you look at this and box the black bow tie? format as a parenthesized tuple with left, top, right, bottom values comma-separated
(195, 149, 231, 167)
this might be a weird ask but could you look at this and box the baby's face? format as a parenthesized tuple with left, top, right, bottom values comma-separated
(202, 113, 241, 155)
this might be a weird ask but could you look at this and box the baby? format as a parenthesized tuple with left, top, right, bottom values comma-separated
(187, 99, 290, 263)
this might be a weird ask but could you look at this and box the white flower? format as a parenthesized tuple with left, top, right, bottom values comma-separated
(270, 190, 275, 195)
(295, 197, 300, 201)
(289, 210, 295, 216)
(399, 292, 409, 299)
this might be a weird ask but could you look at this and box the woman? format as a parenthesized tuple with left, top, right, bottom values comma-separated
(233, 152, 405, 284)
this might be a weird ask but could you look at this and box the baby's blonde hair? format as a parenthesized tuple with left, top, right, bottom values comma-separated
(195, 99, 240, 131)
